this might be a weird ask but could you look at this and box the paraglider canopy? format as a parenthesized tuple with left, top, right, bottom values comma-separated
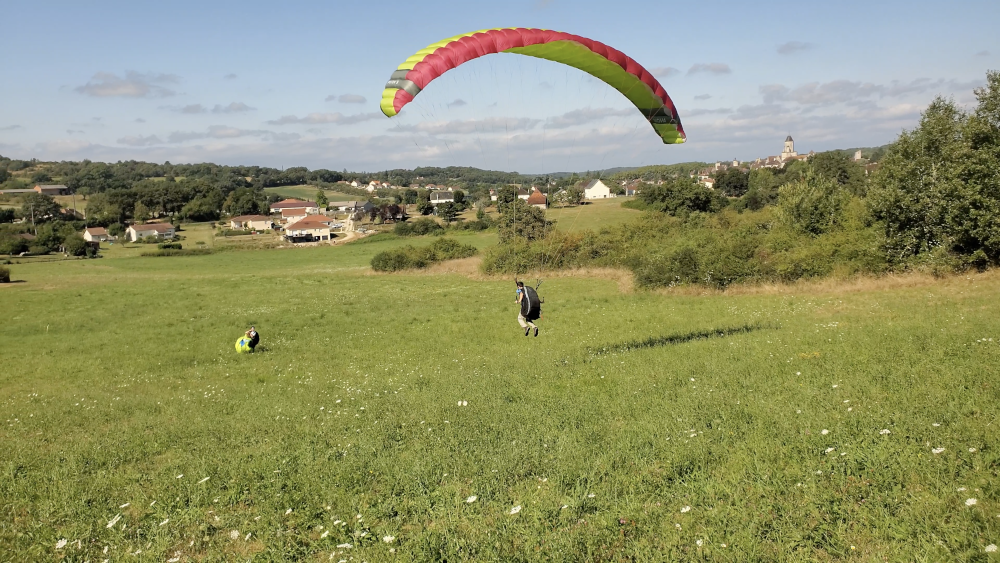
(235, 337, 252, 353)
(381, 28, 685, 144)
(519, 283, 542, 322)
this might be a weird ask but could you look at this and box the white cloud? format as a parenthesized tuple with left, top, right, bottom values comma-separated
(761, 78, 985, 106)
(75, 71, 179, 98)
(0, 125, 22, 131)
(212, 102, 255, 114)
(166, 125, 300, 144)
(684, 108, 734, 117)
(338, 94, 366, 104)
(777, 41, 814, 55)
(223, 73, 238, 80)
(266, 112, 382, 125)
(975, 50, 990, 57)
(180, 104, 208, 114)
(650, 67, 680, 78)
(694, 94, 712, 101)
(391, 117, 541, 135)
(118, 135, 164, 147)
(688, 63, 732, 75)
(447, 99, 467, 108)
(134, 118, 146, 123)
(544, 107, 633, 129)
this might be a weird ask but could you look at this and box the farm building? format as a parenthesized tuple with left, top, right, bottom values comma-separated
(584, 180, 612, 199)
(430, 191, 455, 205)
(126, 223, 175, 242)
(83, 227, 111, 242)
(34, 184, 69, 195)
(526, 188, 548, 209)
(229, 215, 273, 231)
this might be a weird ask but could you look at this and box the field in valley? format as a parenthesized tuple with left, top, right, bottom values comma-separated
(2, 228, 1000, 561)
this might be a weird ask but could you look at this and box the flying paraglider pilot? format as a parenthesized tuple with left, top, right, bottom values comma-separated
(516, 281, 541, 337)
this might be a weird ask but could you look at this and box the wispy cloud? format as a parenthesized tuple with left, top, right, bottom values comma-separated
(118, 135, 164, 147)
(167, 125, 300, 144)
(0, 125, 22, 131)
(777, 41, 814, 55)
(75, 71, 179, 98)
(688, 63, 732, 76)
(975, 50, 990, 57)
(761, 77, 985, 106)
(337, 94, 366, 104)
(544, 107, 633, 129)
(694, 94, 712, 101)
(390, 117, 541, 135)
(223, 73, 238, 80)
(134, 118, 146, 123)
(447, 99, 467, 108)
(650, 67, 680, 78)
(684, 108, 734, 117)
(212, 102, 255, 113)
(179, 104, 207, 114)
(266, 112, 382, 125)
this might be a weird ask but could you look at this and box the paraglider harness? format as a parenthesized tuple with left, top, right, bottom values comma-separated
(517, 279, 543, 322)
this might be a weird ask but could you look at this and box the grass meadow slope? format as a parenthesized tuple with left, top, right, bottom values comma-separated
(2, 232, 1000, 561)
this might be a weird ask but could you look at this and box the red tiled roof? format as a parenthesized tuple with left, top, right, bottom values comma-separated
(84, 227, 108, 235)
(230, 215, 271, 221)
(281, 208, 308, 218)
(286, 217, 332, 230)
(527, 189, 547, 205)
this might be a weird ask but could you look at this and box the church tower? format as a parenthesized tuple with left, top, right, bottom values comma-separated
(781, 135, 797, 160)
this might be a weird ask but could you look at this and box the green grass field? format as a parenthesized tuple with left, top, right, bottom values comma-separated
(2, 231, 1000, 561)
(265, 185, 357, 202)
(546, 198, 642, 233)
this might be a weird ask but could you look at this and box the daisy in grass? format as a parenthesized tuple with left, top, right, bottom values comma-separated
(985, 544, 997, 553)
(880, 429, 891, 435)
(383, 535, 395, 543)
(466, 496, 477, 503)
(821, 429, 830, 435)
(510, 505, 522, 515)
(230, 530, 240, 540)
(55, 539, 67, 549)
(681, 506, 692, 513)
(932, 447, 945, 454)
(967, 499, 978, 506)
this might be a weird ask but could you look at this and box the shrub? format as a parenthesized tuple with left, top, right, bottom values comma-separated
(28, 245, 50, 255)
(394, 217, 444, 237)
(0, 265, 9, 283)
(370, 237, 477, 272)
(140, 248, 213, 257)
(157, 242, 182, 250)
(63, 233, 87, 256)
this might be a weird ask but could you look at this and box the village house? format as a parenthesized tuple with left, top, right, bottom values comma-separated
(624, 181, 641, 197)
(280, 208, 309, 225)
(583, 179, 612, 199)
(83, 227, 111, 242)
(269, 199, 319, 215)
(489, 189, 498, 201)
(283, 215, 333, 242)
(327, 200, 374, 214)
(703, 177, 716, 189)
(526, 188, 548, 209)
(430, 191, 455, 205)
(126, 223, 175, 242)
(229, 215, 273, 231)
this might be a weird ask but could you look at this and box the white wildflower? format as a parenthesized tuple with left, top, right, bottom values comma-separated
(510, 505, 522, 515)
(176, 474, 183, 479)
(825, 447, 835, 454)
(337, 543, 352, 548)
(720, 543, 727, 547)
(383, 535, 395, 543)
(285, 508, 293, 515)
(55, 539, 67, 549)
(230, 530, 240, 540)
(932, 423, 940, 427)
(106, 514, 122, 528)
(466, 495, 477, 503)
(321, 530, 329, 538)
(966, 498, 978, 506)
(680, 506, 692, 513)
(932, 447, 945, 454)
(119, 502, 130, 508)
(821, 429, 830, 435)
(160, 519, 169, 526)
(985, 544, 997, 553)
(970, 448, 978, 453)
(880, 429, 891, 435)
(587, 493, 595, 498)
(696, 539, 703, 547)
(245, 532, 251, 541)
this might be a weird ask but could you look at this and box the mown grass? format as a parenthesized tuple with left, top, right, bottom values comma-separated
(264, 186, 356, 202)
(2, 237, 999, 561)
(546, 198, 642, 233)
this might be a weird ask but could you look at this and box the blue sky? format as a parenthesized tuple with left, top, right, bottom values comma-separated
(0, 0, 996, 172)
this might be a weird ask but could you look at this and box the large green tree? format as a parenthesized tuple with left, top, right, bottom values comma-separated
(21, 193, 61, 222)
(869, 70, 1000, 265)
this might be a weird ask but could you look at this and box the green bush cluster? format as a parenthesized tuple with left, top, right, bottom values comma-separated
(140, 248, 213, 257)
(157, 242, 182, 250)
(393, 217, 444, 237)
(371, 237, 477, 272)
(0, 265, 9, 283)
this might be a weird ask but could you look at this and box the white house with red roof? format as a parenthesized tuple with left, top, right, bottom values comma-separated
(83, 227, 111, 242)
(229, 215, 273, 231)
(284, 215, 333, 242)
